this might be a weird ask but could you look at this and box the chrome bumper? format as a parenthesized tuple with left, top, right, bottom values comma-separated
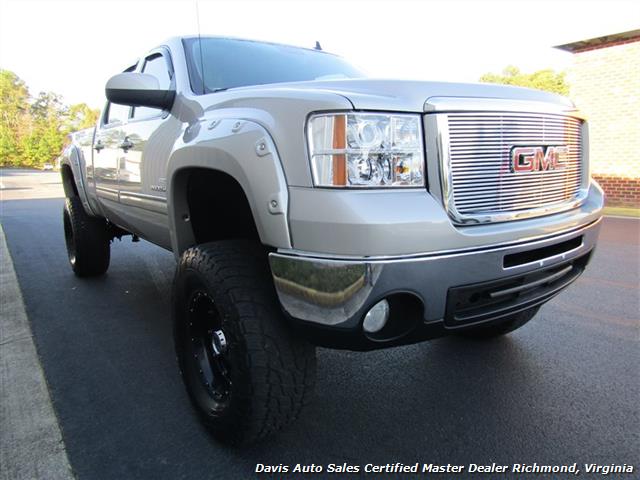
(269, 218, 601, 332)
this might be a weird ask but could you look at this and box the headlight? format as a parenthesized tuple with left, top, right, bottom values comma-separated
(307, 112, 424, 188)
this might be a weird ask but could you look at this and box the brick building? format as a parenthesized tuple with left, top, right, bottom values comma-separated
(555, 29, 640, 207)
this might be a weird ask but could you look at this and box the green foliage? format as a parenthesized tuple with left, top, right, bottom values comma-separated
(0, 69, 100, 167)
(65, 103, 100, 132)
(0, 70, 29, 166)
(479, 65, 570, 96)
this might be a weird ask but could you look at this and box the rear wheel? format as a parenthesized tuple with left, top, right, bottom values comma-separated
(173, 240, 316, 445)
(63, 196, 110, 277)
(459, 306, 540, 339)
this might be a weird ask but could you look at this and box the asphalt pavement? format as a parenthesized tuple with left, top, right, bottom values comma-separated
(1, 169, 638, 479)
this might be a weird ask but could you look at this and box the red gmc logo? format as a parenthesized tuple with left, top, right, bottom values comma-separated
(511, 146, 567, 173)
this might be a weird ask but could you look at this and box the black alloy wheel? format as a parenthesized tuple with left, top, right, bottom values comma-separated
(62, 196, 110, 277)
(173, 240, 317, 445)
(183, 286, 233, 413)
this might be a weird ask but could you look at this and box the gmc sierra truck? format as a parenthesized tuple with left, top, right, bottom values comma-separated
(60, 36, 604, 445)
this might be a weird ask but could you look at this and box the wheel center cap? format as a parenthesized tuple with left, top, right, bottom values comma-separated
(211, 329, 227, 356)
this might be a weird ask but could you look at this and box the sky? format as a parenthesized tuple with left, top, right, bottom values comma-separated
(0, 0, 638, 109)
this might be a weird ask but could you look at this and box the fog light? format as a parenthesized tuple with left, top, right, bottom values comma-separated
(362, 299, 390, 333)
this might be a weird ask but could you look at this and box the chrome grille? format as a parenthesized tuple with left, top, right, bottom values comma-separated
(443, 112, 585, 224)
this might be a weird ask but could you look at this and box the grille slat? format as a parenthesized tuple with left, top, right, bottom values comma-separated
(449, 131, 581, 138)
(449, 155, 580, 163)
(451, 164, 581, 172)
(453, 170, 582, 180)
(455, 189, 581, 205)
(456, 195, 580, 209)
(445, 112, 583, 222)
(450, 144, 581, 152)
(454, 182, 581, 199)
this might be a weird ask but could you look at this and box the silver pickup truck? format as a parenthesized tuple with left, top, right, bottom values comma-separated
(60, 36, 604, 445)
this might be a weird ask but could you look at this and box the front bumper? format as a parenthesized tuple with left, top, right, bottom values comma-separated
(269, 217, 601, 350)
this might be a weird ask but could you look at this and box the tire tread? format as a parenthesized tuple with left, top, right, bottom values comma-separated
(64, 196, 110, 277)
(174, 240, 316, 445)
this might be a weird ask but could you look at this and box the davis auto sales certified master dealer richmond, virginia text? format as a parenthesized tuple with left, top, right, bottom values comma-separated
(254, 462, 635, 474)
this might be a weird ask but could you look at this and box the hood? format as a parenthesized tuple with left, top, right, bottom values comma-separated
(243, 78, 574, 113)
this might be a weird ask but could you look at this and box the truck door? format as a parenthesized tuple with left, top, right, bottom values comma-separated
(116, 50, 177, 249)
(93, 101, 129, 217)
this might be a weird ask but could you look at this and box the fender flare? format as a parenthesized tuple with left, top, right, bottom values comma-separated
(166, 118, 292, 257)
(60, 144, 98, 216)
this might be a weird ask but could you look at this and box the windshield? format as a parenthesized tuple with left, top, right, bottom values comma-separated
(183, 37, 364, 94)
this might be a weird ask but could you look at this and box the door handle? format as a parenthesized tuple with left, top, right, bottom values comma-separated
(94, 140, 105, 152)
(118, 138, 134, 151)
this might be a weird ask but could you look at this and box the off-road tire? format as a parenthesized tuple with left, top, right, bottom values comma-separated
(173, 240, 316, 446)
(460, 306, 540, 339)
(63, 196, 110, 277)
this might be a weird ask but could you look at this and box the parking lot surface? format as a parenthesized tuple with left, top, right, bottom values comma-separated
(1, 170, 638, 479)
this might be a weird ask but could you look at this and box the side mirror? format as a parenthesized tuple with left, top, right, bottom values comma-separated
(105, 72, 175, 110)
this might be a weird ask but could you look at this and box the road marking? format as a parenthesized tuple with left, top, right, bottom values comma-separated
(0, 225, 74, 480)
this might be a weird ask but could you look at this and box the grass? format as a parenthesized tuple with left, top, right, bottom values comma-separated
(603, 206, 640, 218)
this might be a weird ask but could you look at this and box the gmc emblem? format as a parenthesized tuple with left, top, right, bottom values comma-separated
(511, 146, 567, 173)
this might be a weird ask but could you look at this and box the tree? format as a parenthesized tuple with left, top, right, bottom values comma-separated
(479, 65, 569, 96)
(64, 103, 100, 133)
(0, 69, 100, 167)
(0, 69, 30, 165)
(21, 92, 66, 167)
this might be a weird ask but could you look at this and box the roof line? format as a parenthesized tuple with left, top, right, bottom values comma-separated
(554, 29, 640, 53)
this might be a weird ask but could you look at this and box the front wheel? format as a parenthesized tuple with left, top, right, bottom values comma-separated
(173, 240, 316, 445)
(459, 306, 540, 339)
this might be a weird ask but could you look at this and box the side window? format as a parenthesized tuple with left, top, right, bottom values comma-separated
(103, 64, 136, 126)
(105, 102, 130, 126)
(133, 54, 172, 120)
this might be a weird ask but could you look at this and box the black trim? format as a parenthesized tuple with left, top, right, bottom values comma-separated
(504, 235, 583, 268)
(106, 87, 175, 111)
(444, 251, 592, 327)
